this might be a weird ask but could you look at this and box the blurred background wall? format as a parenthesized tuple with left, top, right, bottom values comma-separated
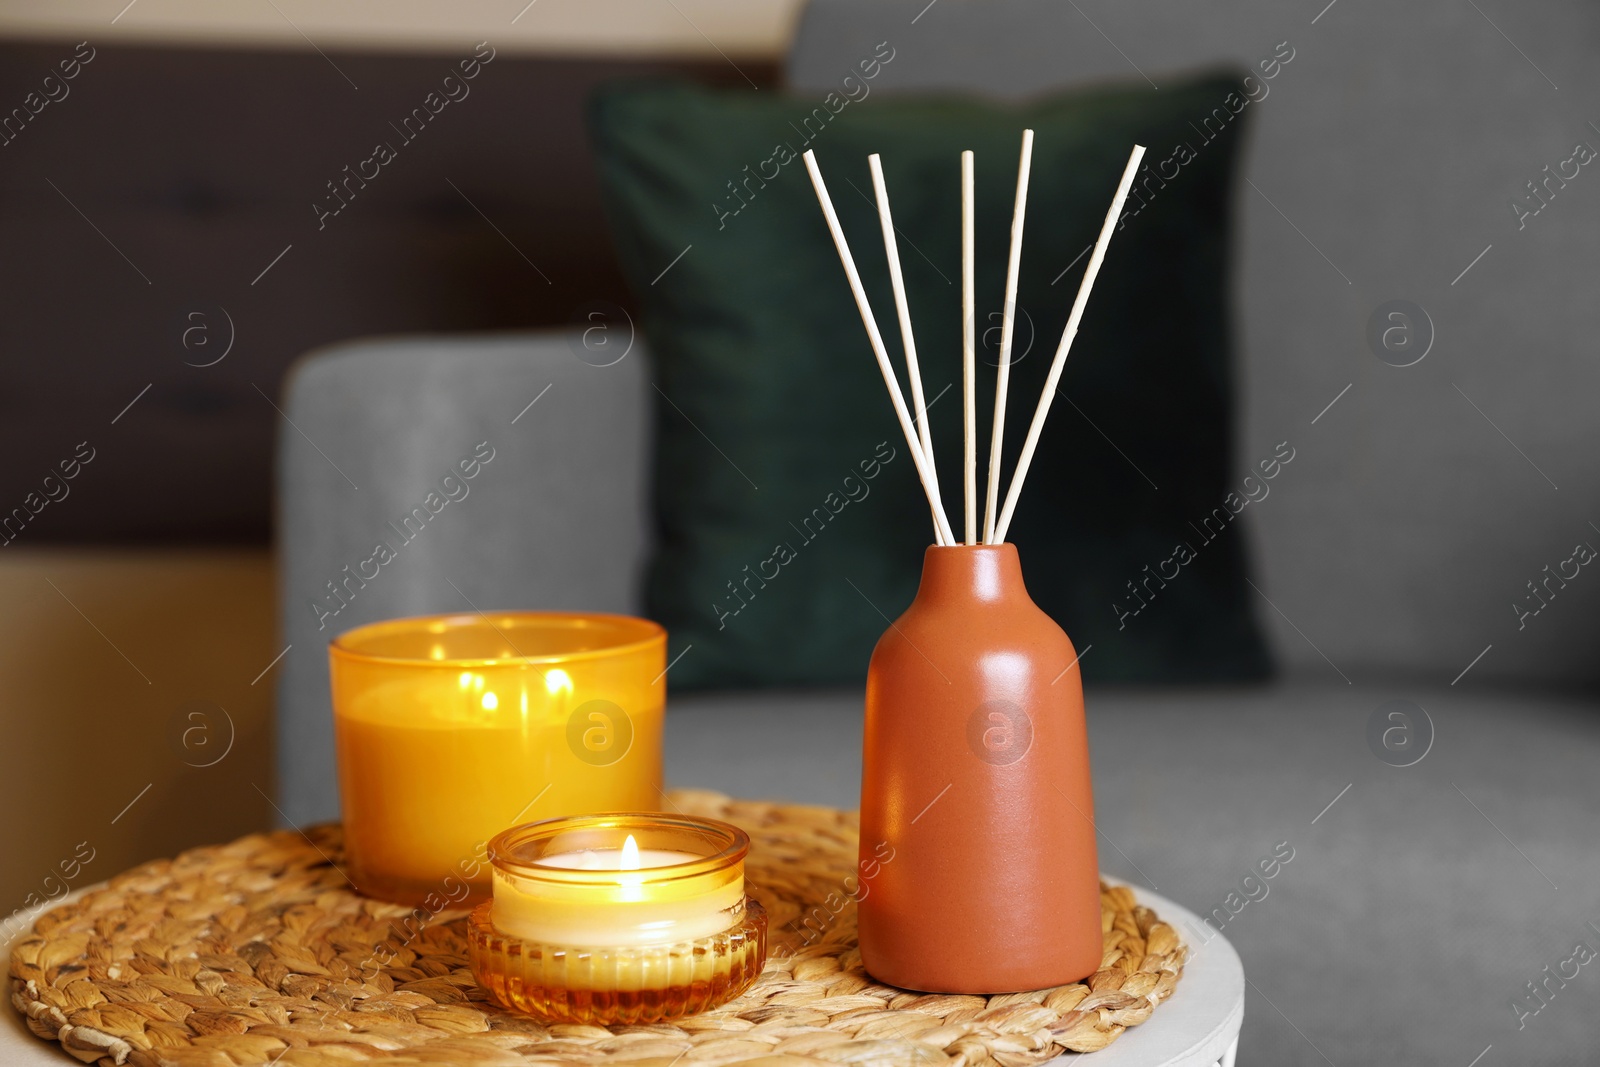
(0, 1, 803, 58)
(0, 0, 781, 914)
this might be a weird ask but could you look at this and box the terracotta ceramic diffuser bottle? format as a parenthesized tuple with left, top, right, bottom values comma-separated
(858, 543, 1101, 992)
(803, 134, 1146, 992)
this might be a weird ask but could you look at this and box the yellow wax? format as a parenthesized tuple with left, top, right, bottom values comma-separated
(536, 846, 700, 870)
(492, 840, 743, 946)
(330, 613, 666, 906)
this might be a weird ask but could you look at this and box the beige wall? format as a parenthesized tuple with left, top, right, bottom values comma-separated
(0, 0, 802, 58)
(0, 550, 276, 922)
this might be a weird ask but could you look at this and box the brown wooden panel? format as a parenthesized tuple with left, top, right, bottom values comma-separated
(0, 41, 775, 543)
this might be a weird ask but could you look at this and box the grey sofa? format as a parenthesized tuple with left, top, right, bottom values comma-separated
(277, 2, 1600, 1063)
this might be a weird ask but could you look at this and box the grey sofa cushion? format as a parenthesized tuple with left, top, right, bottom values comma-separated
(274, 331, 651, 825)
(665, 677, 1600, 1064)
(788, 0, 1600, 686)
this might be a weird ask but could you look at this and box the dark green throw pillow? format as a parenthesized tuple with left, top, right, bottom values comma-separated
(590, 73, 1270, 688)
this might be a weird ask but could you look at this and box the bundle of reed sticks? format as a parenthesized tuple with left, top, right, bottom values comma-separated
(804, 135, 1145, 546)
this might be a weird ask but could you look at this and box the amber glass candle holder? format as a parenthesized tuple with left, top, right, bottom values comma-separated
(467, 813, 767, 1024)
(328, 612, 665, 906)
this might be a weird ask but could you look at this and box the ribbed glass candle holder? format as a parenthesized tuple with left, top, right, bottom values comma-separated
(467, 813, 768, 1024)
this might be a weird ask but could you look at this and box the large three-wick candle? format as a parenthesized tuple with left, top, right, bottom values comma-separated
(328, 612, 665, 905)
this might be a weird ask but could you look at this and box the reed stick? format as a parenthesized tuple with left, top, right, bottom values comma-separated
(803, 150, 957, 547)
(982, 129, 1034, 544)
(961, 150, 977, 546)
(868, 154, 948, 530)
(992, 144, 1147, 545)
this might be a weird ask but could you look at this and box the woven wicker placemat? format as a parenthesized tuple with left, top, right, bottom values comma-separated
(9, 790, 1185, 1067)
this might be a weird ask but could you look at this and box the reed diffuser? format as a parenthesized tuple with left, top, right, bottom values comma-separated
(804, 136, 1145, 993)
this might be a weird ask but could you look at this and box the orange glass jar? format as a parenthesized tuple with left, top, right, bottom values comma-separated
(328, 612, 665, 905)
(468, 813, 767, 1024)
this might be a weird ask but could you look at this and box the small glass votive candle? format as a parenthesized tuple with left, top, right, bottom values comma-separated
(467, 813, 768, 1024)
(328, 612, 665, 905)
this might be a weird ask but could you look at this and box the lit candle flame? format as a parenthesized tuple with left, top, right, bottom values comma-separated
(545, 668, 573, 697)
(621, 834, 640, 871)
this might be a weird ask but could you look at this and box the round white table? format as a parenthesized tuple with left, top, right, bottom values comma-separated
(1058, 880, 1245, 1066)
(4, 882, 1243, 1066)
